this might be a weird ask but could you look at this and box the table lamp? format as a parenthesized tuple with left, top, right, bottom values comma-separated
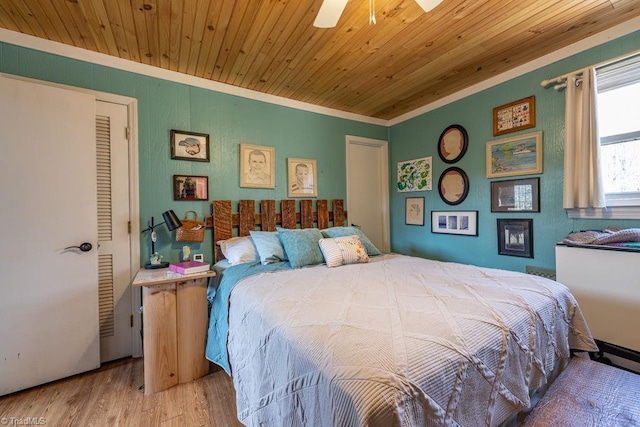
(142, 210, 182, 269)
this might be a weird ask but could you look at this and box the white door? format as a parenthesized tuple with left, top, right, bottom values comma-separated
(346, 136, 390, 252)
(96, 101, 133, 362)
(0, 76, 100, 396)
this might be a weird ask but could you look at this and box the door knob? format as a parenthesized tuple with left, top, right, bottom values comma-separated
(64, 242, 93, 252)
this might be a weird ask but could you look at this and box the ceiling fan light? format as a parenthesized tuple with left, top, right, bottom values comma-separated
(314, 0, 349, 28)
(414, 0, 443, 13)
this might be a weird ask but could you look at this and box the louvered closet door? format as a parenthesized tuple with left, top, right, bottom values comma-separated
(96, 101, 133, 362)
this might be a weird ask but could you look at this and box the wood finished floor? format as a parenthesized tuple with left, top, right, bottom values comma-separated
(0, 358, 243, 426)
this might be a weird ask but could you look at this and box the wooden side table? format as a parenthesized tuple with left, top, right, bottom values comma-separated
(132, 268, 216, 394)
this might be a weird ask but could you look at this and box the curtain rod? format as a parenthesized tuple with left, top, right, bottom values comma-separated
(541, 46, 640, 89)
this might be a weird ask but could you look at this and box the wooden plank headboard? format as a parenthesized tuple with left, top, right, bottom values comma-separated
(212, 199, 345, 262)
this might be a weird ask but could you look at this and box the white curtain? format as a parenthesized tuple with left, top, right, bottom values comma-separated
(563, 67, 606, 209)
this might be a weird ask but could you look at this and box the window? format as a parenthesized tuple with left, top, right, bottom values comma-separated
(596, 55, 640, 207)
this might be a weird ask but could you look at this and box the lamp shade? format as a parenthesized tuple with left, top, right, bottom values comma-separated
(162, 210, 182, 231)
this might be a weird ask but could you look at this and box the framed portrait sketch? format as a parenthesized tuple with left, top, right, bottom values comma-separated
(486, 131, 542, 178)
(431, 210, 478, 236)
(497, 218, 533, 258)
(173, 175, 208, 201)
(438, 124, 468, 164)
(405, 197, 425, 226)
(493, 96, 536, 136)
(239, 143, 275, 188)
(170, 130, 210, 162)
(491, 178, 540, 212)
(287, 158, 318, 198)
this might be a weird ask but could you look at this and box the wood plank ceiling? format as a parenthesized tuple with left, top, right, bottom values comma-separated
(1, 0, 639, 120)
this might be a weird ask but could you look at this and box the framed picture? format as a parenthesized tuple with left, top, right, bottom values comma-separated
(170, 130, 210, 162)
(438, 124, 468, 163)
(173, 175, 209, 201)
(287, 158, 318, 198)
(493, 96, 536, 136)
(431, 210, 478, 236)
(239, 143, 275, 188)
(497, 218, 533, 258)
(438, 167, 469, 205)
(405, 197, 425, 226)
(491, 178, 540, 212)
(397, 156, 432, 192)
(486, 131, 542, 178)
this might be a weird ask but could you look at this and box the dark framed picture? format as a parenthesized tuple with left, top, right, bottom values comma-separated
(405, 197, 425, 226)
(438, 167, 469, 205)
(173, 175, 209, 201)
(170, 130, 210, 162)
(431, 210, 478, 236)
(239, 143, 275, 188)
(287, 158, 318, 198)
(438, 124, 468, 163)
(493, 96, 536, 136)
(497, 218, 533, 258)
(491, 178, 540, 212)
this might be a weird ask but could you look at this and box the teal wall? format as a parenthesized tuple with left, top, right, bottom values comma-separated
(389, 29, 640, 271)
(0, 42, 388, 264)
(3, 29, 640, 271)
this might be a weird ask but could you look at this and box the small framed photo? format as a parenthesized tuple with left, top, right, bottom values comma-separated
(491, 178, 540, 212)
(288, 158, 318, 198)
(173, 175, 209, 201)
(431, 210, 478, 236)
(170, 130, 210, 162)
(497, 218, 533, 258)
(438, 124, 468, 164)
(405, 197, 425, 226)
(239, 143, 275, 188)
(486, 131, 542, 178)
(493, 96, 536, 136)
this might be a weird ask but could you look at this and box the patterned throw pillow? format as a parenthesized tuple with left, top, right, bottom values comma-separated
(318, 235, 369, 268)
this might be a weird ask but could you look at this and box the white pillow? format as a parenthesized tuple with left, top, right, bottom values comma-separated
(217, 236, 258, 265)
(318, 235, 369, 268)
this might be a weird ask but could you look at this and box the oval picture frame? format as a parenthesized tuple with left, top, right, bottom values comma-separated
(437, 124, 468, 164)
(438, 167, 469, 205)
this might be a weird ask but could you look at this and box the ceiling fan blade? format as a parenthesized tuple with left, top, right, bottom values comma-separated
(314, 0, 349, 28)
(414, 0, 443, 13)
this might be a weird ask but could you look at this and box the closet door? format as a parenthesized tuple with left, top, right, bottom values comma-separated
(0, 76, 99, 396)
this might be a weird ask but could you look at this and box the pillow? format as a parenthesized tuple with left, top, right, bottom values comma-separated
(319, 235, 369, 268)
(276, 227, 324, 269)
(217, 236, 258, 265)
(321, 226, 382, 256)
(249, 230, 288, 265)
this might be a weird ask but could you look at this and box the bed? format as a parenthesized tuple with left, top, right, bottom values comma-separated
(206, 199, 598, 427)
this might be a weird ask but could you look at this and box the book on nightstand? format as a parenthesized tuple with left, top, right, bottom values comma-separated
(168, 260, 211, 275)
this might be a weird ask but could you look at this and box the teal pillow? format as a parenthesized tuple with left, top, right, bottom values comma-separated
(249, 231, 288, 265)
(321, 226, 382, 256)
(276, 227, 325, 269)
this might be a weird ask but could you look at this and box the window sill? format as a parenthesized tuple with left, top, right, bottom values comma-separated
(566, 205, 640, 220)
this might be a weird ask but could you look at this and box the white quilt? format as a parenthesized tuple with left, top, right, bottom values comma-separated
(226, 254, 597, 426)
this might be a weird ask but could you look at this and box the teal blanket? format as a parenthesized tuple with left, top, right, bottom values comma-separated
(205, 261, 290, 374)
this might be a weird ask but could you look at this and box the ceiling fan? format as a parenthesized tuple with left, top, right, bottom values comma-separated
(314, 0, 443, 28)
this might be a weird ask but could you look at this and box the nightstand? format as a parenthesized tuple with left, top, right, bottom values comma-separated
(132, 267, 215, 394)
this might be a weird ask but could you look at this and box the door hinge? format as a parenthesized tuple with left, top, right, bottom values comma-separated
(128, 221, 131, 234)
(125, 126, 130, 141)
(130, 314, 134, 327)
